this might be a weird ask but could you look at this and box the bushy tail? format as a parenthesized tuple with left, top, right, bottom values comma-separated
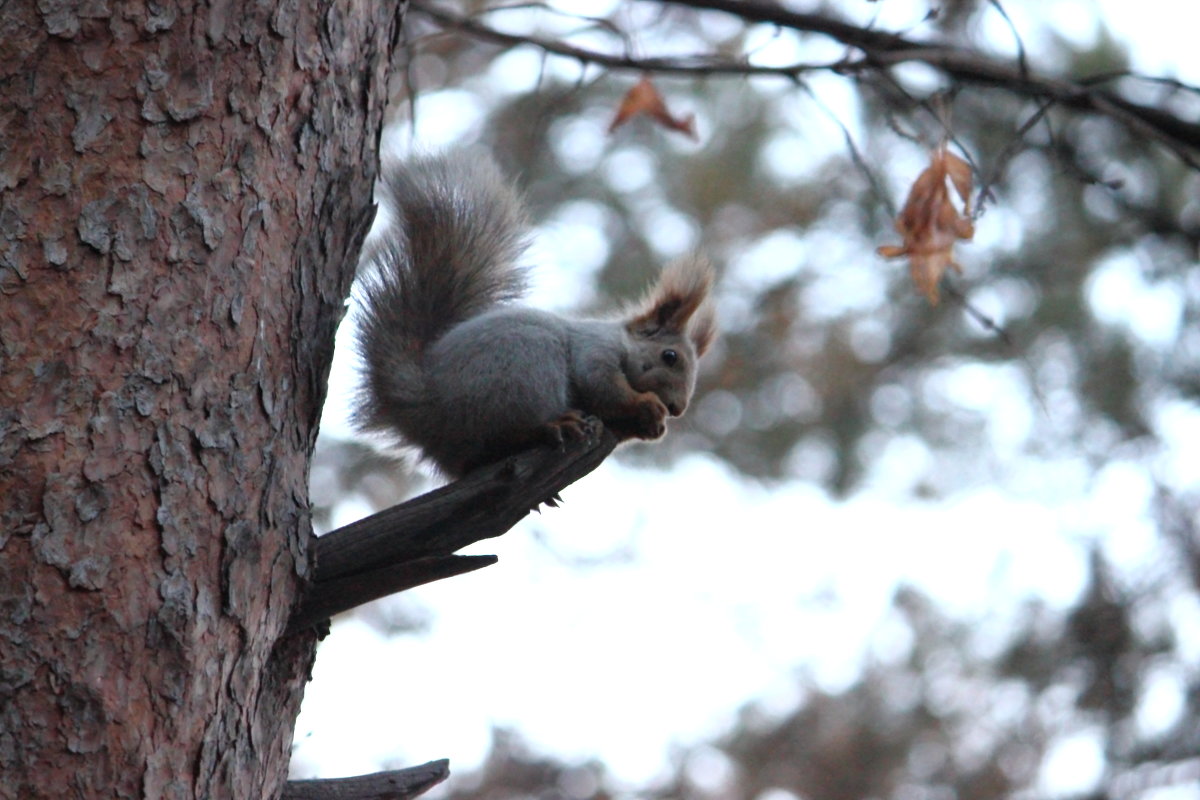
(354, 151, 530, 438)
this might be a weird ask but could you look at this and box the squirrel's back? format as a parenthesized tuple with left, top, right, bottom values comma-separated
(353, 152, 531, 445)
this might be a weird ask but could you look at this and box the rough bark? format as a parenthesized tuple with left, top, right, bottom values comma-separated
(0, 2, 400, 798)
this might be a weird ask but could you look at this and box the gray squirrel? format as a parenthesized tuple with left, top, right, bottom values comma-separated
(353, 151, 716, 478)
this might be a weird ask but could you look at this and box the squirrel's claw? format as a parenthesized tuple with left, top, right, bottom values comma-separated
(543, 410, 590, 448)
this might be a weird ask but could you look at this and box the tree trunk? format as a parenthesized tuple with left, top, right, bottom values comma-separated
(0, 2, 399, 797)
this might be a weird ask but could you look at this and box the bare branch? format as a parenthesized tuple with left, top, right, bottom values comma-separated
(288, 418, 618, 631)
(411, 0, 1200, 165)
(287, 555, 497, 634)
(283, 760, 449, 800)
(409, 1, 847, 78)
(657, 0, 1200, 163)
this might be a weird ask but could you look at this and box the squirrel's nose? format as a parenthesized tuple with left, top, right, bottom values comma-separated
(667, 402, 684, 416)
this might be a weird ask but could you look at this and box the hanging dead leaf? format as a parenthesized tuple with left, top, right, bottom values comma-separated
(608, 75, 697, 140)
(877, 145, 975, 304)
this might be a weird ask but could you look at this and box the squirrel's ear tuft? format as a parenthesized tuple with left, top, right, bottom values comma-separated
(689, 299, 717, 357)
(629, 255, 715, 337)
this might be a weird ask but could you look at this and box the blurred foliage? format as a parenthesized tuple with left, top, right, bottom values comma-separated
(310, 0, 1200, 796)
(441, 544, 1200, 799)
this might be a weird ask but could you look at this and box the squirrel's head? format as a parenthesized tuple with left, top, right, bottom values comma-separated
(624, 256, 717, 419)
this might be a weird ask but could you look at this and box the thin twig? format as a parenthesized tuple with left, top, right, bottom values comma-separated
(985, 0, 1029, 81)
(941, 280, 1013, 347)
(974, 99, 1055, 214)
(798, 82, 896, 219)
(1078, 71, 1200, 96)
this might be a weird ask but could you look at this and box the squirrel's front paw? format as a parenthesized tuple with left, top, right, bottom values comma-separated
(632, 392, 669, 440)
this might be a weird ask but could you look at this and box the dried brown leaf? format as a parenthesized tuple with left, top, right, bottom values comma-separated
(877, 145, 976, 304)
(609, 75, 697, 140)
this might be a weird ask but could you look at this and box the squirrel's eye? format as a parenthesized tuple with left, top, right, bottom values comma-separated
(661, 349, 679, 367)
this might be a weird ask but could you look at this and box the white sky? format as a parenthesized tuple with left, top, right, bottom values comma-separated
(293, 3, 1200, 796)
(293, 449, 1186, 780)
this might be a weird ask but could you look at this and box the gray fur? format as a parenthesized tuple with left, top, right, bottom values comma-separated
(354, 151, 715, 478)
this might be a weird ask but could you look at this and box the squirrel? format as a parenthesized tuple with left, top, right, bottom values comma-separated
(352, 151, 716, 479)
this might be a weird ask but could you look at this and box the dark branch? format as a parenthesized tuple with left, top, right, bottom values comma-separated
(656, 0, 916, 54)
(410, 1, 842, 78)
(282, 759, 449, 800)
(287, 555, 496, 634)
(657, 0, 1200, 163)
(411, 0, 1200, 165)
(289, 418, 618, 631)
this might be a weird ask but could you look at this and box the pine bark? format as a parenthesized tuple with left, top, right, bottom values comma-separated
(0, 2, 399, 797)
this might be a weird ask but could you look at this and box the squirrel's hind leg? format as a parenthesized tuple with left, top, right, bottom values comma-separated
(542, 409, 592, 446)
(455, 410, 594, 476)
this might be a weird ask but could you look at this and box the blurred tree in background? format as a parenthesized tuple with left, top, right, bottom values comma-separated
(309, 0, 1200, 797)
